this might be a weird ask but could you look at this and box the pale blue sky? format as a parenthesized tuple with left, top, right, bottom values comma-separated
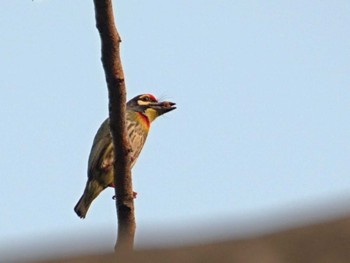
(1, 0, 350, 260)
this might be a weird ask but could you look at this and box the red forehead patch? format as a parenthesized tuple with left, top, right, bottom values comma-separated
(145, 94, 157, 102)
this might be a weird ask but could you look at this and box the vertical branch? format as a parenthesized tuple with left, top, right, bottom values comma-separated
(93, 0, 135, 252)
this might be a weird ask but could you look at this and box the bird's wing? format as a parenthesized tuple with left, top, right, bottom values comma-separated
(87, 118, 113, 179)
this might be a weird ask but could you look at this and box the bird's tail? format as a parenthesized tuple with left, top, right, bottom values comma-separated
(74, 180, 104, 219)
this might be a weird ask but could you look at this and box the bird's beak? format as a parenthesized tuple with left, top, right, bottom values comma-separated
(150, 101, 176, 116)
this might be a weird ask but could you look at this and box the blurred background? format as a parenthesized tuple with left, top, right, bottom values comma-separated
(1, 1, 350, 261)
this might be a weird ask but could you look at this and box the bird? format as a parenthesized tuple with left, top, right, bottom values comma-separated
(74, 94, 176, 218)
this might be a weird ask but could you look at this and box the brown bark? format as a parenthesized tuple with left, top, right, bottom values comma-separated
(93, 0, 135, 253)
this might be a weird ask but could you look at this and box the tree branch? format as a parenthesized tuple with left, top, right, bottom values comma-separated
(93, 0, 135, 252)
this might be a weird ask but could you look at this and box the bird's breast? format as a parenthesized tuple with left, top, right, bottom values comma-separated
(126, 111, 150, 168)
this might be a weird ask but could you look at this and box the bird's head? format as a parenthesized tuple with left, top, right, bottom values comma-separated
(127, 94, 176, 122)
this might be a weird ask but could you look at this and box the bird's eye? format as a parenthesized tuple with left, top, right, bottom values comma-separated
(143, 96, 150, 101)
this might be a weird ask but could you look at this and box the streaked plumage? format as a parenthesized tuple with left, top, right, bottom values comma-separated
(74, 94, 176, 218)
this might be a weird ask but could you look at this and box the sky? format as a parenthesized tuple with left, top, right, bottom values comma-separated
(1, 0, 350, 260)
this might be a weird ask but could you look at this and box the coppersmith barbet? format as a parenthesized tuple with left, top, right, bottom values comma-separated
(74, 94, 176, 218)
